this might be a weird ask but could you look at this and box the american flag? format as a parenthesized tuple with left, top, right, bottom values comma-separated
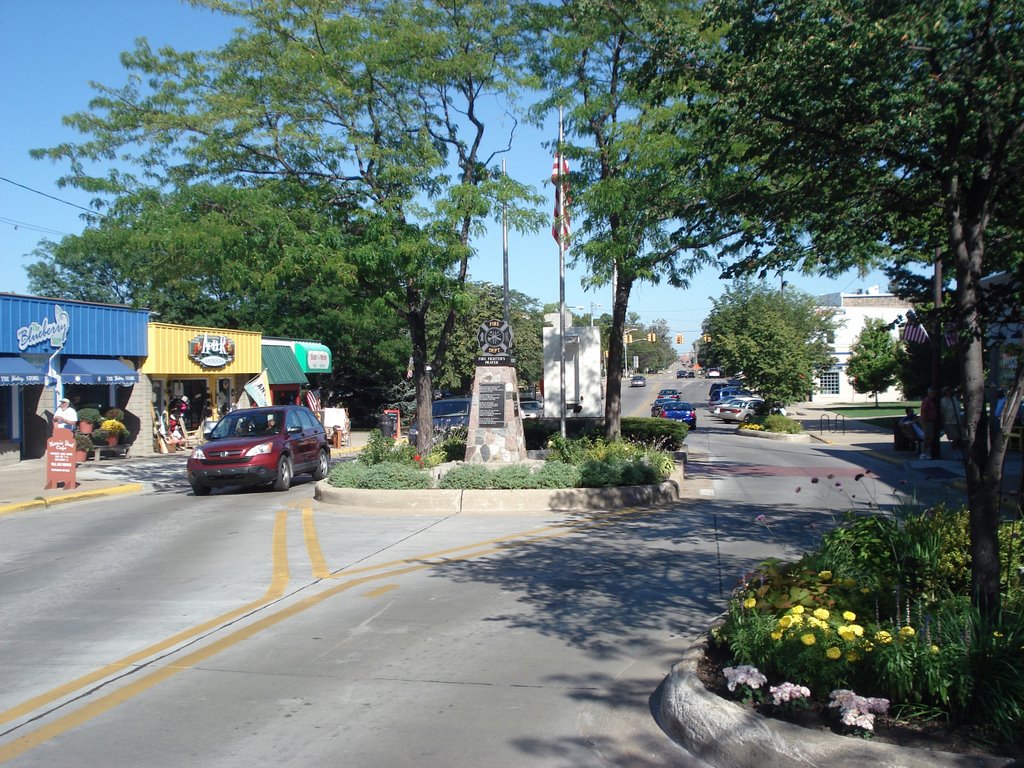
(305, 389, 322, 412)
(943, 324, 958, 347)
(902, 317, 930, 344)
(551, 155, 570, 246)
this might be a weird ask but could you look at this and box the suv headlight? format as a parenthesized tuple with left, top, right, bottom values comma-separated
(244, 442, 274, 457)
(191, 447, 206, 460)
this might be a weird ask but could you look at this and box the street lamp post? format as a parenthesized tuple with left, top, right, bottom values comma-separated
(589, 302, 602, 327)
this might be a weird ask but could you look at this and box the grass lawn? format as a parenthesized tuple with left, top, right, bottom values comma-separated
(826, 402, 921, 429)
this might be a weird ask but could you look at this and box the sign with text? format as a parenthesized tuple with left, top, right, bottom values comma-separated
(189, 334, 236, 369)
(478, 382, 506, 427)
(45, 427, 77, 490)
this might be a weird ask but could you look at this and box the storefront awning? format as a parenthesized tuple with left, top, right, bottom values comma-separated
(0, 356, 47, 386)
(62, 357, 139, 385)
(293, 342, 332, 373)
(262, 345, 308, 386)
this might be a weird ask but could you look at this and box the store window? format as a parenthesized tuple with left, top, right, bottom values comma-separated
(0, 387, 11, 440)
(819, 371, 841, 395)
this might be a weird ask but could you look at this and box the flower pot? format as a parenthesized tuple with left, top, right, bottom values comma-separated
(106, 435, 119, 446)
(78, 420, 94, 434)
(75, 450, 88, 464)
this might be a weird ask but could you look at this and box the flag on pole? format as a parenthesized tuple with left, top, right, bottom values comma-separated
(942, 324, 958, 347)
(304, 388, 322, 413)
(243, 369, 272, 407)
(902, 312, 930, 344)
(551, 155, 570, 246)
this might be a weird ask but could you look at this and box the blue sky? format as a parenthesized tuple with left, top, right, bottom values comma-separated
(1, 1, 891, 351)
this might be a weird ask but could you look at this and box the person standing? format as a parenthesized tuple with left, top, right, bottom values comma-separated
(940, 386, 964, 460)
(920, 387, 939, 460)
(53, 397, 78, 433)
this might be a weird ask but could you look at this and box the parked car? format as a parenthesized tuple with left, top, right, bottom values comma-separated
(408, 397, 473, 442)
(519, 399, 543, 419)
(658, 388, 681, 400)
(651, 396, 679, 417)
(717, 397, 765, 423)
(659, 401, 697, 429)
(676, 369, 694, 379)
(706, 368, 722, 378)
(630, 375, 647, 387)
(708, 386, 751, 406)
(186, 405, 331, 496)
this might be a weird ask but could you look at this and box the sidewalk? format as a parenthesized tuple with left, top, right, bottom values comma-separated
(789, 401, 1023, 504)
(0, 430, 371, 516)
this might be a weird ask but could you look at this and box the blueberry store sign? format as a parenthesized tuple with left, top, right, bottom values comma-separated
(189, 334, 236, 369)
(16, 305, 70, 351)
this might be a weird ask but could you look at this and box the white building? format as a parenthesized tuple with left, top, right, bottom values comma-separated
(541, 311, 604, 417)
(814, 286, 912, 404)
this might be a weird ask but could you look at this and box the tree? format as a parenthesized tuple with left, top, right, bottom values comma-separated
(702, 281, 837, 407)
(529, 0, 727, 440)
(846, 318, 901, 406)
(32, 0, 544, 451)
(643, 0, 1024, 614)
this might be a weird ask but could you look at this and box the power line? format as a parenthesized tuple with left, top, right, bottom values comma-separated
(0, 216, 70, 237)
(0, 176, 106, 218)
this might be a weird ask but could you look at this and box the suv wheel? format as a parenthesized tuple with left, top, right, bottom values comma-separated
(192, 482, 211, 497)
(273, 455, 293, 491)
(312, 449, 329, 480)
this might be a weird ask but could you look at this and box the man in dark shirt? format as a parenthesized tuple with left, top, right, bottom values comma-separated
(920, 387, 939, 460)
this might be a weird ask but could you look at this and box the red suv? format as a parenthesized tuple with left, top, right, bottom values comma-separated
(187, 405, 331, 496)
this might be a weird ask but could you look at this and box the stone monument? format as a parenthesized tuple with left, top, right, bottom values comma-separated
(465, 319, 528, 464)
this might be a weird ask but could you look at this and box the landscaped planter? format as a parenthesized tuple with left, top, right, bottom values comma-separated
(735, 428, 811, 443)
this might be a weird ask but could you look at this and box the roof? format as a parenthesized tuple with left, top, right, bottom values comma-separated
(261, 344, 308, 386)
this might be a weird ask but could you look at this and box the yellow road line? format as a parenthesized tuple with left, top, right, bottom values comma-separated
(301, 507, 330, 579)
(0, 510, 290, 730)
(363, 584, 399, 598)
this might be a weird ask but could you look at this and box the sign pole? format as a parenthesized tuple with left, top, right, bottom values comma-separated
(557, 107, 567, 439)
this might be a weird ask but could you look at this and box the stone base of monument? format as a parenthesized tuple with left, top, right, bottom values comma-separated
(465, 365, 528, 464)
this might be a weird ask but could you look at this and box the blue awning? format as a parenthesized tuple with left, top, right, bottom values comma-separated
(0, 356, 47, 386)
(62, 357, 139, 385)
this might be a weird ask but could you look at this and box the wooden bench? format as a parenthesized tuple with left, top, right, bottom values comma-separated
(91, 444, 131, 462)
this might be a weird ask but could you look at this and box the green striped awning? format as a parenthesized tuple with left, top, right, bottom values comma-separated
(261, 344, 308, 386)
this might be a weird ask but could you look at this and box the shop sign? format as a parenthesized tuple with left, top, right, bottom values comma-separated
(306, 349, 331, 371)
(189, 334, 236, 369)
(16, 304, 70, 351)
(45, 427, 77, 490)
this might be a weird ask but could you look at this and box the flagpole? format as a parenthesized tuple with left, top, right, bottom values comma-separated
(502, 159, 510, 326)
(557, 107, 567, 439)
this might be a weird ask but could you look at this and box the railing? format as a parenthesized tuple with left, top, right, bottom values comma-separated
(819, 414, 846, 435)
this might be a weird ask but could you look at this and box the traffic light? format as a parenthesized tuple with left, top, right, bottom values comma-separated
(624, 333, 634, 344)
(646, 333, 656, 342)
(675, 334, 683, 344)
(703, 334, 712, 343)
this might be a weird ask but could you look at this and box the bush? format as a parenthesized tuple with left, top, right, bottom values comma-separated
(327, 461, 432, 489)
(438, 462, 582, 490)
(104, 407, 125, 422)
(100, 419, 128, 438)
(621, 417, 688, 449)
(358, 430, 419, 465)
(761, 414, 803, 434)
(522, 417, 687, 451)
(77, 407, 102, 425)
(717, 507, 1024, 747)
(74, 433, 94, 452)
(91, 429, 110, 444)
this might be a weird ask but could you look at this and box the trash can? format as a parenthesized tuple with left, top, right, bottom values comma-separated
(378, 409, 400, 438)
(893, 422, 912, 451)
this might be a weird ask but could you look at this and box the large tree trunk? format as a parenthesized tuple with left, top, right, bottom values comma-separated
(408, 309, 434, 453)
(604, 274, 634, 440)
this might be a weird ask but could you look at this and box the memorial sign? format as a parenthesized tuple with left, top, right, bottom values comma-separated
(45, 427, 78, 490)
(475, 319, 515, 366)
(478, 382, 506, 427)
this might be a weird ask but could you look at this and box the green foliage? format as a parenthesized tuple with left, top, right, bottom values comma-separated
(74, 433, 94, 452)
(76, 408, 102, 425)
(846, 317, 901, 402)
(90, 429, 110, 444)
(761, 414, 803, 434)
(327, 461, 432, 490)
(357, 430, 420, 466)
(719, 507, 1024, 744)
(437, 462, 581, 490)
(702, 280, 838, 406)
(523, 418, 686, 451)
(621, 417, 688, 449)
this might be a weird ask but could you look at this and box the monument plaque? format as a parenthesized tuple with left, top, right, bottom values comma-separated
(478, 382, 506, 427)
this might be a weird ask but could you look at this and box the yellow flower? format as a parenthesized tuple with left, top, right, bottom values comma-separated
(860, 587, 871, 594)
(849, 624, 864, 637)
(842, 611, 856, 621)
(842, 578, 858, 588)
(862, 641, 874, 652)
(791, 605, 805, 615)
(899, 626, 916, 638)
(931, 645, 940, 654)
(818, 570, 833, 580)
(801, 633, 816, 646)
(993, 631, 1004, 638)
(838, 626, 855, 642)
(813, 608, 830, 620)
(845, 650, 861, 662)
(876, 630, 893, 644)
(771, 631, 782, 641)
(825, 646, 841, 659)
(791, 614, 804, 625)
(808, 617, 830, 631)
(743, 597, 757, 609)
(779, 615, 794, 629)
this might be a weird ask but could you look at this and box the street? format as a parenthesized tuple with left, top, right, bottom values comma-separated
(0, 377, 958, 767)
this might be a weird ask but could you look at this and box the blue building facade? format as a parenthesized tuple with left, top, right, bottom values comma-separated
(0, 294, 149, 463)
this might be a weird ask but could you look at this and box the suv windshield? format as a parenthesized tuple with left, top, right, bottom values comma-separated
(433, 399, 471, 417)
(209, 409, 285, 439)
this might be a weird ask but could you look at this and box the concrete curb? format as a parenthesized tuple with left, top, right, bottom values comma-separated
(735, 428, 811, 443)
(0, 483, 145, 516)
(658, 639, 1015, 768)
(314, 467, 685, 513)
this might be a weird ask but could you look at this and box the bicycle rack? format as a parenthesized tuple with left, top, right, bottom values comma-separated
(819, 414, 846, 435)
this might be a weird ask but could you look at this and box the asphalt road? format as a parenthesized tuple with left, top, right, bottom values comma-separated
(0, 375, 925, 767)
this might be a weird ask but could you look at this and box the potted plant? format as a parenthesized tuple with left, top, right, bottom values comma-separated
(104, 407, 125, 422)
(99, 419, 128, 445)
(77, 407, 102, 434)
(74, 432, 93, 463)
(91, 429, 110, 446)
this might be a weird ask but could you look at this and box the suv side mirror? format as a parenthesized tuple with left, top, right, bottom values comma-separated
(287, 425, 302, 434)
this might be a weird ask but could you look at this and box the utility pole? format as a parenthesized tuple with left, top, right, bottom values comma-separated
(931, 250, 943, 459)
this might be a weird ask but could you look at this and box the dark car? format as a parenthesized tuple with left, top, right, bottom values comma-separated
(186, 405, 331, 496)
(408, 397, 473, 442)
(677, 369, 695, 378)
(650, 396, 679, 417)
(659, 401, 697, 429)
(630, 375, 647, 387)
(658, 388, 681, 399)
